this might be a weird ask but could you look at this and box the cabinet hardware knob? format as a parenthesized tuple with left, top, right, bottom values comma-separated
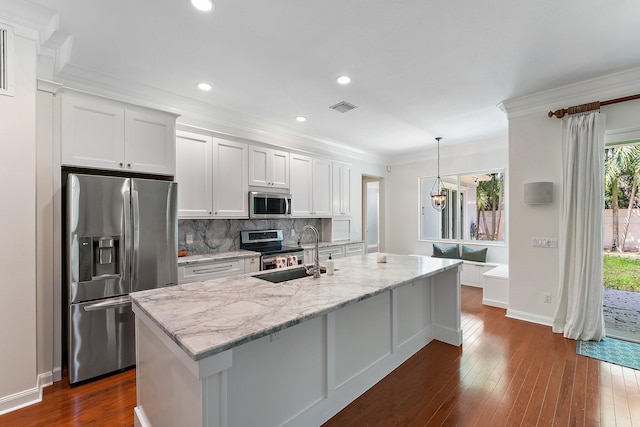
(127, 163, 132, 168)
(119, 162, 124, 167)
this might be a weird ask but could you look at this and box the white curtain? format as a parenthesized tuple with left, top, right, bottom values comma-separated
(553, 111, 605, 341)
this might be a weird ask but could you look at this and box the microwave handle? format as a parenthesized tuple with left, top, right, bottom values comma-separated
(285, 196, 289, 215)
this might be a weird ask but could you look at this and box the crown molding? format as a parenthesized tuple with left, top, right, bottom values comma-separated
(390, 135, 507, 166)
(49, 68, 389, 166)
(0, 1, 59, 51)
(499, 66, 640, 119)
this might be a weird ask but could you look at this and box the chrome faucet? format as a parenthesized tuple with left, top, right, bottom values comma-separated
(297, 225, 321, 278)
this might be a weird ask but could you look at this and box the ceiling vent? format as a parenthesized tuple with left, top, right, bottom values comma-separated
(329, 101, 357, 113)
(0, 24, 14, 97)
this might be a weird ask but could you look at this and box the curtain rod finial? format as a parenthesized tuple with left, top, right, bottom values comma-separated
(548, 109, 567, 119)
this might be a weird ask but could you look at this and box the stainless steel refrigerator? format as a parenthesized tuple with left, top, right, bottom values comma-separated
(65, 173, 177, 384)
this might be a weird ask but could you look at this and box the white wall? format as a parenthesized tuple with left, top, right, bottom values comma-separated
(0, 32, 38, 411)
(503, 71, 640, 325)
(386, 137, 508, 264)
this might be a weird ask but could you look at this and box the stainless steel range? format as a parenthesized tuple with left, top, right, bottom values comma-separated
(240, 229, 304, 270)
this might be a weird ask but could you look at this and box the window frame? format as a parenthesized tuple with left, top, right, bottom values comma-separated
(418, 168, 506, 245)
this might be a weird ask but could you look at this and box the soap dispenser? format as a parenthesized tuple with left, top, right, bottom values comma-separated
(326, 253, 334, 275)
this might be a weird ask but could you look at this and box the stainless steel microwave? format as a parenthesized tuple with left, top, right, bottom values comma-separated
(249, 192, 292, 219)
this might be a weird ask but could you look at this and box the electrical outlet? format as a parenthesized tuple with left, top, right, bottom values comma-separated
(544, 292, 552, 304)
(291, 229, 296, 237)
(186, 234, 193, 244)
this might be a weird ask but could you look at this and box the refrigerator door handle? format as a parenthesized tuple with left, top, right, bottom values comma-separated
(131, 188, 140, 288)
(83, 296, 131, 312)
(123, 187, 132, 286)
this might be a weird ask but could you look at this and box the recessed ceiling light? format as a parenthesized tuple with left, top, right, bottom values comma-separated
(295, 116, 307, 122)
(336, 75, 351, 85)
(197, 82, 212, 91)
(191, 0, 214, 12)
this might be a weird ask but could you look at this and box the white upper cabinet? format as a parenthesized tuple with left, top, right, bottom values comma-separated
(124, 106, 176, 175)
(290, 154, 313, 216)
(290, 153, 332, 217)
(61, 90, 177, 175)
(312, 157, 333, 216)
(175, 131, 213, 218)
(249, 146, 289, 189)
(332, 161, 352, 217)
(175, 130, 248, 219)
(212, 138, 249, 217)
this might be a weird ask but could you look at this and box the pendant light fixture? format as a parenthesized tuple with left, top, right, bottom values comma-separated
(430, 137, 447, 211)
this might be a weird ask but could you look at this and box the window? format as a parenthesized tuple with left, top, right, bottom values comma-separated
(420, 170, 505, 242)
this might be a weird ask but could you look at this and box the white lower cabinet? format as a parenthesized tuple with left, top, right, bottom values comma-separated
(179, 259, 246, 284)
(344, 242, 364, 257)
(303, 242, 364, 265)
(245, 256, 260, 274)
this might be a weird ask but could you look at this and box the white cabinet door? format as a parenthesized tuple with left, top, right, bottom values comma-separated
(312, 157, 333, 217)
(176, 131, 213, 218)
(248, 145, 270, 187)
(213, 138, 248, 217)
(249, 146, 290, 189)
(124, 107, 176, 175)
(270, 149, 290, 188)
(332, 162, 352, 217)
(290, 153, 313, 216)
(61, 91, 176, 175)
(61, 93, 125, 170)
(244, 256, 260, 273)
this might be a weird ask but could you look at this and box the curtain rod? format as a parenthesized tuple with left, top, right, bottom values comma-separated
(547, 93, 640, 119)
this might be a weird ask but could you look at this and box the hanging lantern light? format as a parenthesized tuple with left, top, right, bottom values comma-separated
(430, 137, 447, 211)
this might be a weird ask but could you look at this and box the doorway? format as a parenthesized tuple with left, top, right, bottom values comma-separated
(603, 141, 640, 343)
(362, 176, 381, 254)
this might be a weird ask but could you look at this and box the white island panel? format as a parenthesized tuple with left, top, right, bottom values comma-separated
(227, 317, 325, 426)
(335, 292, 391, 387)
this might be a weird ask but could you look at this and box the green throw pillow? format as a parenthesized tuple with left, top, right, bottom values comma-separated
(461, 245, 487, 262)
(432, 243, 459, 259)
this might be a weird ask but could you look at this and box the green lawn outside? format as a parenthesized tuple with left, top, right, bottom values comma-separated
(603, 254, 640, 292)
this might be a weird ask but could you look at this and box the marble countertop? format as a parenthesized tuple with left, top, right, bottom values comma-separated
(131, 253, 461, 361)
(178, 250, 261, 266)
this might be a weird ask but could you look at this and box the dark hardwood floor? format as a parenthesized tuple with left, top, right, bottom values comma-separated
(1, 286, 639, 426)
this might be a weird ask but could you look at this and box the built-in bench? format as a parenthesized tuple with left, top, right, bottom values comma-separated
(482, 264, 509, 308)
(424, 243, 509, 309)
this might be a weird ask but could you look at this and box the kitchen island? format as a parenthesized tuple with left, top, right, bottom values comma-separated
(131, 253, 462, 427)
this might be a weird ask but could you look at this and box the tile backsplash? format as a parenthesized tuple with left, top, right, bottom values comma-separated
(179, 218, 323, 254)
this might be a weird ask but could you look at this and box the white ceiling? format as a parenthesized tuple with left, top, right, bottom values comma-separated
(24, 0, 640, 157)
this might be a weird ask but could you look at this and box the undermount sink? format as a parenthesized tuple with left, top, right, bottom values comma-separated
(254, 266, 327, 283)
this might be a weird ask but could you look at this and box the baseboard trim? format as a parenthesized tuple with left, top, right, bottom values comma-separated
(0, 371, 56, 416)
(53, 366, 62, 382)
(506, 309, 553, 327)
(482, 298, 508, 309)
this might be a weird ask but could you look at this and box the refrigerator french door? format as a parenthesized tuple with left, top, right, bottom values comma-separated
(65, 173, 177, 384)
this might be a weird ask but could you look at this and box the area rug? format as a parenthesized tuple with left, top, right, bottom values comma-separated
(577, 337, 640, 370)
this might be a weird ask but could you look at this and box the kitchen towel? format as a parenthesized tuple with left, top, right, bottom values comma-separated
(288, 255, 298, 267)
(276, 256, 288, 269)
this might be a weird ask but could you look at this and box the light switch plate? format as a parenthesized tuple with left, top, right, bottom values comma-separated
(186, 234, 193, 244)
(532, 237, 558, 248)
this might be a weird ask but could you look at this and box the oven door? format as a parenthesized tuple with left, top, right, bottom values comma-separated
(249, 192, 292, 219)
(261, 253, 303, 270)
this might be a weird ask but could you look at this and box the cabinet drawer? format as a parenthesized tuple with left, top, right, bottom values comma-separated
(179, 259, 245, 284)
(318, 245, 344, 260)
(345, 243, 364, 256)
